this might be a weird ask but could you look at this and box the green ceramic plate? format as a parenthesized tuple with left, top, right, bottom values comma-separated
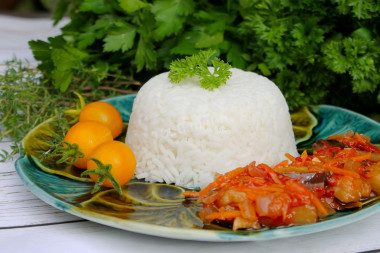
(15, 94, 380, 241)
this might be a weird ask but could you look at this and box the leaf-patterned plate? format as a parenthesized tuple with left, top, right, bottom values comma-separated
(15, 94, 380, 242)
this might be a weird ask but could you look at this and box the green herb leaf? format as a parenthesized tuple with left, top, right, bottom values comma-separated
(52, 0, 70, 25)
(194, 32, 224, 48)
(151, 0, 195, 41)
(50, 47, 88, 92)
(134, 11, 158, 71)
(226, 43, 246, 70)
(170, 31, 200, 55)
(51, 69, 73, 92)
(28, 40, 51, 61)
(103, 27, 137, 53)
(118, 0, 150, 13)
(135, 37, 157, 71)
(78, 32, 97, 49)
(168, 50, 232, 90)
(80, 0, 113, 14)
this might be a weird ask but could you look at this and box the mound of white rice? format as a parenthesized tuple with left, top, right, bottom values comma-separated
(126, 68, 298, 188)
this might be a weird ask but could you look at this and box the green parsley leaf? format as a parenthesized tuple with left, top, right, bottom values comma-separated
(352, 79, 376, 93)
(135, 38, 157, 71)
(103, 26, 137, 53)
(194, 32, 224, 48)
(50, 47, 88, 92)
(79, 0, 113, 14)
(78, 32, 97, 49)
(333, 0, 379, 19)
(52, 0, 70, 25)
(28, 40, 51, 61)
(170, 31, 201, 55)
(51, 69, 73, 92)
(93, 15, 117, 30)
(168, 50, 232, 90)
(151, 0, 195, 41)
(134, 10, 157, 71)
(118, 0, 150, 13)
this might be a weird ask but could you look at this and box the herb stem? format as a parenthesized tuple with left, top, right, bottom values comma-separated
(68, 85, 137, 95)
(1, 123, 23, 138)
(27, 104, 30, 125)
(103, 80, 141, 86)
(92, 86, 137, 94)
(0, 108, 12, 125)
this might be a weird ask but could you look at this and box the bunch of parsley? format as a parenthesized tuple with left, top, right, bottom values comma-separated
(29, 0, 380, 117)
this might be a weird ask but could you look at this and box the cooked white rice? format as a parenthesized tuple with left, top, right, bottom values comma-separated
(126, 68, 298, 188)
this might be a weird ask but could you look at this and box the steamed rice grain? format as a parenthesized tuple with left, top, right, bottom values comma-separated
(126, 68, 298, 188)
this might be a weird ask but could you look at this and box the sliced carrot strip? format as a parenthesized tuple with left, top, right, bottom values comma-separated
(273, 166, 309, 174)
(198, 182, 217, 197)
(237, 176, 266, 186)
(273, 160, 289, 170)
(285, 153, 296, 162)
(268, 170, 283, 185)
(182, 191, 200, 198)
(281, 201, 289, 222)
(199, 167, 246, 196)
(311, 193, 328, 216)
(325, 165, 361, 178)
(350, 152, 372, 162)
(205, 210, 241, 221)
(355, 132, 366, 143)
(233, 185, 284, 193)
(258, 185, 285, 190)
(300, 150, 308, 164)
(216, 167, 246, 185)
(227, 188, 272, 202)
(326, 134, 342, 140)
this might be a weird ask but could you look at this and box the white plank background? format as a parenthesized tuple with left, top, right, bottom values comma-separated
(0, 14, 379, 253)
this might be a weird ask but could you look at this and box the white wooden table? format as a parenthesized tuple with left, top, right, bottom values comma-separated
(1, 14, 380, 253)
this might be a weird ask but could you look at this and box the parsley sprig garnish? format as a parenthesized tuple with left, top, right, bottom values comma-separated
(168, 50, 232, 90)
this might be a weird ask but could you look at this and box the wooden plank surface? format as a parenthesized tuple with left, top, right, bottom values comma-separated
(0, 148, 83, 228)
(0, 14, 68, 65)
(1, 210, 380, 253)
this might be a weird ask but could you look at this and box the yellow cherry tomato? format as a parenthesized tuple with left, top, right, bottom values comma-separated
(79, 101, 123, 138)
(63, 121, 113, 169)
(87, 141, 136, 188)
